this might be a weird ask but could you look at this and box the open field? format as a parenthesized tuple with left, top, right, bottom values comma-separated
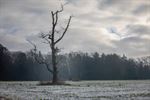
(0, 80, 150, 100)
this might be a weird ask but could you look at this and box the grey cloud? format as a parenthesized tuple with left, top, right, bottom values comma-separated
(112, 36, 150, 57)
(0, 33, 30, 52)
(98, 0, 149, 16)
(147, 17, 150, 23)
(75, 11, 138, 30)
(126, 24, 150, 36)
(66, 0, 79, 5)
(57, 28, 116, 53)
(120, 36, 149, 43)
(133, 4, 150, 15)
(99, 0, 124, 7)
(0, 0, 54, 52)
(0, 16, 22, 35)
(110, 23, 150, 57)
(98, 0, 133, 14)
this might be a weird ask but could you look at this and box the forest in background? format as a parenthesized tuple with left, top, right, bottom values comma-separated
(0, 43, 150, 81)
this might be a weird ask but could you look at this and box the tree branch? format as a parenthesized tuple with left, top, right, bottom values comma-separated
(54, 12, 58, 26)
(54, 4, 64, 15)
(27, 40, 53, 74)
(51, 11, 55, 26)
(53, 5, 64, 32)
(55, 16, 72, 44)
(39, 32, 51, 44)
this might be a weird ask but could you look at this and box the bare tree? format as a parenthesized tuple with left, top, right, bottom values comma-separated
(29, 5, 72, 84)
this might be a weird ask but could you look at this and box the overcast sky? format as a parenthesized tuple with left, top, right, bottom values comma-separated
(0, 0, 150, 57)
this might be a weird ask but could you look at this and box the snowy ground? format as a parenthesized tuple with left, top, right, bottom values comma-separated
(0, 80, 150, 100)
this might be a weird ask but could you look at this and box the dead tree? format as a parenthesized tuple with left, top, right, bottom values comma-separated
(29, 5, 72, 84)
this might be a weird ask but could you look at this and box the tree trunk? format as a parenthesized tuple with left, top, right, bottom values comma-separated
(51, 44, 58, 84)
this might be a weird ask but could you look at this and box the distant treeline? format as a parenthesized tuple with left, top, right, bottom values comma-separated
(0, 43, 150, 81)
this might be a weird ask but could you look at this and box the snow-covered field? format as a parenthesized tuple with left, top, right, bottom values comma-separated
(0, 80, 150, 100)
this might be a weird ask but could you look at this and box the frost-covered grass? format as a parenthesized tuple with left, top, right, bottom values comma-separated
(0, 80, 150, 100)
